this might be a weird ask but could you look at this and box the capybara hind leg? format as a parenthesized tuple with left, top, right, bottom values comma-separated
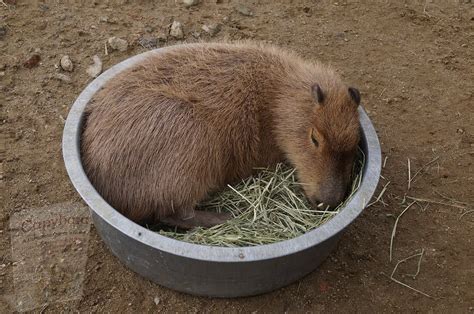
(161, 211, 232, 229)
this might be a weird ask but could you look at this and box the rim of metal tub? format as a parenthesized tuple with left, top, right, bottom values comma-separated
(62, 45, 382, 263)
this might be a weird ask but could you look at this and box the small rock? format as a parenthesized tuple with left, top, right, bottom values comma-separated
(201, 23, 221, 37)
(0, 26, 6, 40)
(170, 21, 184, 39)
(191, 31, 201, 38)
(38, 21, 47, 30)
(0, 71, 4, 77)
(182, 0, 199, 7)
(108, 36, 128, 52)
(86, 55, 102, 78)
(138, 35, 158, 49)
(23, 54, 41, 68)
(53, 73, 71, 83)
(153, 297, 160, 305)
(77, 29, 89, 36)
(157, 31, 168, 41)
(235, 4, 253, 16)
(99, 16, 109, 23)
(60, 55, 74, 72)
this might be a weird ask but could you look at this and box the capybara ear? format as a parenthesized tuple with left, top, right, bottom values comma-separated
(348, 87, 361, 105)
(311, 83, 324, 104)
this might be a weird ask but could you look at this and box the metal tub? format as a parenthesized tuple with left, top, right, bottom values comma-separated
(62, 46, 382, 297)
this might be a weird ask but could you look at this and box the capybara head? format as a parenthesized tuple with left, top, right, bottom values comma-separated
(281, 82, 361, 208)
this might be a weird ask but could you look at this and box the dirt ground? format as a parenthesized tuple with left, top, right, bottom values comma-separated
(1, 0, 473, 312)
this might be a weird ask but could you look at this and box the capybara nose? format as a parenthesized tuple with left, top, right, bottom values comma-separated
(314, 188, 347, 210)
(312, 197, 338, 210)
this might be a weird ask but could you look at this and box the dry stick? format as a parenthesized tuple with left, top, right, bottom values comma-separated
(406, 248, 425, 279)
(434, 190, 472, 206)
(407, 158, 412, 190)
(459, 210, 474, 219)
(390, 249, 432, 298)
(410, 156, 440, 185)
(423, 0, 432, 18)
(457, 151, 474, 157)
(367, 181, 390, 208)
(406, 196, 468, 210)
(390, 201, 417, 262)
(383, 156, 388, 169)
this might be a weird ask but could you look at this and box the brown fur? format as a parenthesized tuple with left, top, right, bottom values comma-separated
(81, 42, 360, 226)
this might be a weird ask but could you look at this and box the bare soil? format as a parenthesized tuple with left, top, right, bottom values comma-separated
(1, 0, 473, 312)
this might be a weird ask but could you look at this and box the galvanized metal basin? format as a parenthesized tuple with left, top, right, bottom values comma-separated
(62, 46, 382, 298)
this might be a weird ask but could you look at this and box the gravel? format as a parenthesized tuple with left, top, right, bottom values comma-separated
(86, 55, 102, 78)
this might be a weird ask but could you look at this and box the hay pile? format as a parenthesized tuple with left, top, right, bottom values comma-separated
(157, 150, 365, 247)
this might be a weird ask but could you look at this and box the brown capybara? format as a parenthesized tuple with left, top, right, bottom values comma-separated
(81, 42, 361, 229)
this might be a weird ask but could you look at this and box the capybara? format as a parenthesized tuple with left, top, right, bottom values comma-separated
(81, 42, 361, 229)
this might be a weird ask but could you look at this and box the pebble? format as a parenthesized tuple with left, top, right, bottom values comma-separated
(108, 36, 128, 52)
(235, 4, 253, 16)
(182, 0, 199, 7)
(38, 3, 49, 10)
(157, 31, 168, 41)
(60, 55, 74, 72)
(0, 26, 6, 40)
(201, 23, 221, 37)
(23, 54, 41, 68)
(170, 21, 184, 39)
(153, 297, 160, 305)
(138, 35, 158, 49)
(86, 55, 102, 78)
(53, 73, 72, 83)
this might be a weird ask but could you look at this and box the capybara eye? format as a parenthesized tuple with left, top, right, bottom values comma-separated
(311, 83, 325, 104)
(348, 87, 361, 105)
(311, 131, 319, 147)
